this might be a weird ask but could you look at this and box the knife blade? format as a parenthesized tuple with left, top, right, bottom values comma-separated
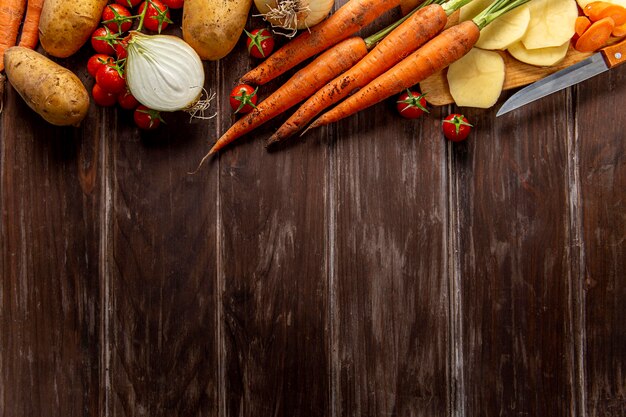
(497, 37, 626, 117)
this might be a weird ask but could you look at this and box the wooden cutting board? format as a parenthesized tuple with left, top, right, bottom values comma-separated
(419, 47, 593, 107)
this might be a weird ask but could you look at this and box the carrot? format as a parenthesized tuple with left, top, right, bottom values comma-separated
(575, 16, 615, 52)
(240, 0, 401, 86)
(584, 1, 626, 26)
(0, 0, 27, 72)
(575, 16, 592, 37)
(306, 0, 530, 132)
(206, 37, 368, 155)
(267, 0, 471, 146)
(613, 21, 626, 37)
(18, 0, 45, 49)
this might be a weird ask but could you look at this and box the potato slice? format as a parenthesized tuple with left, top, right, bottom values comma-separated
(447, 48, 506, 108)
(522, 0, 578, 49)
(459, 0, 491, 21)
(508, 40, 570, 66)
(476, 5, 531, 50)
(577, 0, 626, 8)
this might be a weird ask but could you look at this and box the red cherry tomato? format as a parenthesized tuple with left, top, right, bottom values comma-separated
(92, 84, 118, 107)
(138, 0, 171, 33)
(91, 27, 117, 55)
(96, 63, 126, 94)
(102, 4, 133, 33)
(134, 105, 163, 130)
(229, 84, 258, 114)
(115, 41, 128, 60)
(396, 89, 429, 119)
(115, 0, 142, 7)
(442, 114, 473, 142)
(162, 0, 184, 9)
(87, 54, 114, 78)
(117, 89, 140, 110)
(245, 28, 275, 59)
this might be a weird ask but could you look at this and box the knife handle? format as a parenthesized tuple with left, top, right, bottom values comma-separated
(602, 37, 626, 68)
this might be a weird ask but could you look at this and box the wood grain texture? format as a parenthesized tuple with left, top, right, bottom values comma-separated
(331, 82, 451, 416)
(217, 37, 330, 417)
(1, 53, 102, 417)
(455, 92, 577, 417)
(576, 69, 626, 417)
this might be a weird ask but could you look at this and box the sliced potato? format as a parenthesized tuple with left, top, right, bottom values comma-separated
(508, 40, 570, 66)
(447, 48, 506, 108)
(577, 0, 626, 8)
(522, 0, 578, 49)
(459, 0, 491, 21)
(476, 5, 531, 50)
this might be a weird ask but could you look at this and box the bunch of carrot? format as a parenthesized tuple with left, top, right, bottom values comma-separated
(208, 0, 532, 155)
(0, 0, 45, 100)
(574, 1, 626, 52)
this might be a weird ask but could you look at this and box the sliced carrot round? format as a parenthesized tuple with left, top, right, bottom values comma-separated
(575, 16, 615, 52)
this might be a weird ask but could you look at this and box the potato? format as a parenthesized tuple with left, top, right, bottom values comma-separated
(39, 0, 108, 58)
(522, 0, 578, 50)
(183, 0, 253, 61)
(447, 48, 506, 108)
(4, 47, 90, 127)
(577, 0, 626, 8)
(508, 41, 570, 66)
(476, 5, 530, 50)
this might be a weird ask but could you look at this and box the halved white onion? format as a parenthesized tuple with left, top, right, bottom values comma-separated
(254, 0, 334, 34)
(126, 32, 205, 112)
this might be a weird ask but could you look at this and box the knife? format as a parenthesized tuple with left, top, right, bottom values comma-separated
(496, 37, 626, 117)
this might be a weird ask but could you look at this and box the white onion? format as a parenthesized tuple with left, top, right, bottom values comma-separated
(126, 32, 206, 113)
(254, 0, 334, 35)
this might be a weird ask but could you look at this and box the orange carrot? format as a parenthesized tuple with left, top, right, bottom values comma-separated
(268, 1, 462, 145)
(575, 16, 615, 52)
(613, 21, 626, 37)
(206, 37, 369, 155)
(584, 1, 626, 25)
(18, 0, 45, 49)
(240, 0, 401, 86)
(575, 16, 592, 37)
(0, 0, 27, 72)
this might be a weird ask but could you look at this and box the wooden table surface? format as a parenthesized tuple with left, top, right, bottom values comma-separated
(1, 4, 625, 417)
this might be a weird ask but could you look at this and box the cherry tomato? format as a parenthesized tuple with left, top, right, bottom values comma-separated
(245, 28, 275, 59)
(162, 0, 184, 9)
(115, 0, 142, 7)
(134, 105, 163, 130)
(102, 4, 133, 33)
(138, 0, 171, 33)
(92, 84, 118, 107)
(117, 89, 140, 110)
(442, 114, 473, 142)
(229, 84, 258, 114)
(396, 89, 429, 119)
(96, 63, 126, 94)
(91, 27, 117, 55)
(87, 54, 114, 78)
(115, 41, 128, 60)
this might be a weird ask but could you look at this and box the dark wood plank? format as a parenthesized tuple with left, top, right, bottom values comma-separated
(0, 53, 102, 417)
(331, 85, 451, 416)
(217, 39, 330, 417)
(576, 67, 626, 417)
(456, 95, 577, 417)
(105, 63, 220, 416)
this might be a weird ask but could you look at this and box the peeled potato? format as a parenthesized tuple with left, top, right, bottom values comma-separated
(577, 0, 626, 8)
(522, 0, 578, 49)
(447, 48, 506, 108)
(476, 5, 531, 50)
(508, 40, 570, 66)
(459, 0, 491, 21)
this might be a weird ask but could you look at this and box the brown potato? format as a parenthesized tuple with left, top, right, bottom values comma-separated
(183, 0, 253, 61)
(4, 47, 90, 127)
(39, 0, 108, 58)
